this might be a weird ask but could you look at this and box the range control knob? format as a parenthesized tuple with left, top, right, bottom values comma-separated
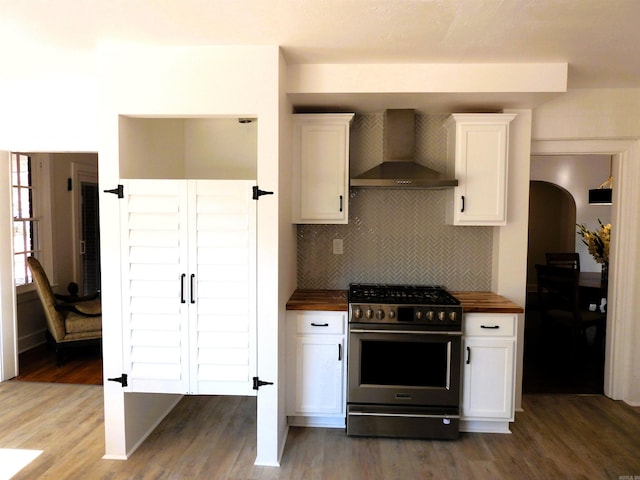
(376, 309, 385, 320)
(449, 311, 457, 322)
(354, 307, 363, 319)
(415, 310, 424, 321)
(388, 310, 396, 319)
(438, 311, 446, 321)
(365, 308, 374, 319)
(426, 310, 435, 321)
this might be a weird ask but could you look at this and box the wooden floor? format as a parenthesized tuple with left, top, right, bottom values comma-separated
(14, 343, 102, 385)
(1, 382, 639, 480)
(523, 303, 604, 394)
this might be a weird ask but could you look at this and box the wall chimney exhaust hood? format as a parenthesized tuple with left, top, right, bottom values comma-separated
(350, 109, 458, 189)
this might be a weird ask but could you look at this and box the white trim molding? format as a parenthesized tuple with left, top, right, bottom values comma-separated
(532, 138, 640, 406)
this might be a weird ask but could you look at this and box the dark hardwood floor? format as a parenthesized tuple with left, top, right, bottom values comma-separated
(523, 301, 604, 394)
(14, 343, 102, 385)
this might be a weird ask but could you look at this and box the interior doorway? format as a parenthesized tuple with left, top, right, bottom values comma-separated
(9, 153, 102, 385)
(526, 181, 576, 291)
(72, 162, 100, 296)
(524, 154, 612, 394)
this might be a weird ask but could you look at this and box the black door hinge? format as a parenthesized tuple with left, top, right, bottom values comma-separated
(107, 374, 128, 387)
(104, 184, 124, 198)
(252, 376, 274, 390)
(252, 186, 274, 200)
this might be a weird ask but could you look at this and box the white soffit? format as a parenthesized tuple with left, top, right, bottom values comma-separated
(288, 63, 568, 112)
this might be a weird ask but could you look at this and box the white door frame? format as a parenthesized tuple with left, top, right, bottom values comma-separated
(531, 138, 640, 404)
(71, 162, 99, 295)
(0, 150, 18, 381)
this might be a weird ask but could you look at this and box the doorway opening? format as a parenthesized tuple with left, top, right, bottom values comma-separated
(12, 153, 102, 386)
(524, 154, 612, 394)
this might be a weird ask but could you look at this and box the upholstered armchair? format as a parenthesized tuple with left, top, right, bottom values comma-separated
(27, 257, 102, 366)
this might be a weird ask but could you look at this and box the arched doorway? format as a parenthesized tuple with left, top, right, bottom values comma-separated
(526, 180, 576, 292)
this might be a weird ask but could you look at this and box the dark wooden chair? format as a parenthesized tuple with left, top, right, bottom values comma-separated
(545, 252, 580, 271)
(535, 264, 605, 357)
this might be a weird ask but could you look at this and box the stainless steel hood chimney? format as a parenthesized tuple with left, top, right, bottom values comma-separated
(350, 109, 458, 189)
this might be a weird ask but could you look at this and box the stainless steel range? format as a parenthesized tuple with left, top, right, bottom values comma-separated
(347, 283, 463, 440)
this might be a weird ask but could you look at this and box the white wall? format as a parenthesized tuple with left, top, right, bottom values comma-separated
(531, 155, 612, 272)
(492, 109, 532, 411)
(98, 45, 285, 464)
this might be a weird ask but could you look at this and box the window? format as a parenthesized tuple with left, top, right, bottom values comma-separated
(12, 153, 40, 287)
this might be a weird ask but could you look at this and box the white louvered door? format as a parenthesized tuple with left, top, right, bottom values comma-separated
(188, 180, 256, 395)
(121, 179, 256, 395)
(121, 180, 190, 393)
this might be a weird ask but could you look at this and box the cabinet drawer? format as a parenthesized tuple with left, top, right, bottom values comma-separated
(294, 312, 346, 335)
(464, 314, 515, 337)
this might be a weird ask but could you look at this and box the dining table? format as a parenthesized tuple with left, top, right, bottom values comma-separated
(579, 271, 608, 309)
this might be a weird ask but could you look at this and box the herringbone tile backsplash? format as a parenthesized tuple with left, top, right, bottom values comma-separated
(297, 113, 493, 291)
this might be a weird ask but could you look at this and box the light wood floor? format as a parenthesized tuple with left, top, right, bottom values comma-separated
(1, 382, 639, 479)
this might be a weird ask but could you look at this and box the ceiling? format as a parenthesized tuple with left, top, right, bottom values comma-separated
(2, 0, 639, 111)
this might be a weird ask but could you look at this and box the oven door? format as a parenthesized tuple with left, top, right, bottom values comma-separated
(348, 326, 462, 407)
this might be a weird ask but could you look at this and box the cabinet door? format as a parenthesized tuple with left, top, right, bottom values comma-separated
(292, 114, 353, 224)
(292, 335, 345, 415)
(121, 179, 257, 396)
(446, 114, 515, 225)
(121, 179, 190, 393)
(462, 337, 515, 420)
(188, 180, 257, 395)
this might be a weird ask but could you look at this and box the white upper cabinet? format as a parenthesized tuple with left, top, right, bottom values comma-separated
(292, 114, 354, 224)
(445, 113, 516, 226)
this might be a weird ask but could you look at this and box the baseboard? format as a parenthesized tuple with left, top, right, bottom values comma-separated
(460, 419, 512, 434)
(18, 329, 47, 354)
(287, 415, 346, 428)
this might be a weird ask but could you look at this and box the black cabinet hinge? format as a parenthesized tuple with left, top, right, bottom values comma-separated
(104, 184, 124, 198)
(252, 376, 274, 390)
(67, 178, 72, 191)
(252, 186, 274, 200)
(107, 374, 128, 387)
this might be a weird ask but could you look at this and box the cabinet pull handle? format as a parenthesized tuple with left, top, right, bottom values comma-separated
(180, 274, 186, 304)
(466, 346, 471, 364)
(338, 344, 342, 361)
(481, 325, 500, 329)
(190, 274, 196, 304)
(461, 195, 465, 213)
(339, 195, 343, 212)
(311, 322, 329, 327)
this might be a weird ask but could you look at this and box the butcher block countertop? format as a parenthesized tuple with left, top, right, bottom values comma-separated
(286, 289, 349, 311)
(450, 291, 524, 314)
(286, 289, 523, 314)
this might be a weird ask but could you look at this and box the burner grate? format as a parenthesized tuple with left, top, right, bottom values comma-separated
(349, 283, 459, 306)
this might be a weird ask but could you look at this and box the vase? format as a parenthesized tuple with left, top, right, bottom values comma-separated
(601, 262, 609, 289)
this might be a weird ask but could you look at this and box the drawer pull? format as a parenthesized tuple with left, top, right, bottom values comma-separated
(480, 325, 500, 329)
(311, 322, 329, 327)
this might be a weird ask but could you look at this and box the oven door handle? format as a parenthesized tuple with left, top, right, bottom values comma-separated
(348, 411, 461, 420)
(349, 329, 462, 336)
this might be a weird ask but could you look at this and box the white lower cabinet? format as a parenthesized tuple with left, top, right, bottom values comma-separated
(461, 313, 517, 433)
(286, 311, 347, 428)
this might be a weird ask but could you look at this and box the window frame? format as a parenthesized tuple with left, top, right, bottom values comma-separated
(11, 153, 54, 294)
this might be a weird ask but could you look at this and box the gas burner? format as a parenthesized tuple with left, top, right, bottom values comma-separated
(349, 283, 459, 306)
